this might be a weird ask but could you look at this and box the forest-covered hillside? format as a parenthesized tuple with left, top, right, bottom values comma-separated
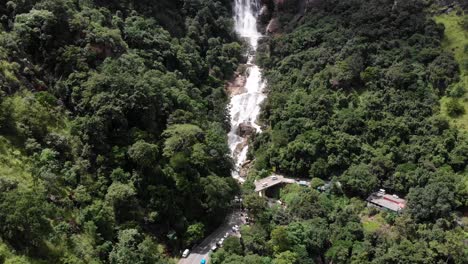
(0, 0, 467, 264)
(0, 0, 241, 263)
(209, 0, 468, 263)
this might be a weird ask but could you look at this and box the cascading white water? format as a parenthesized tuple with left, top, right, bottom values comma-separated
(229, 0, 266, 182)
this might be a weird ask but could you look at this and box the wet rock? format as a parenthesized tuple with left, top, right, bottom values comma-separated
(259, 5, 272, 25)
(226, 72, 246, 96)
(233, 138, 249, 156)
(238, 122, 256, 137)
(266, 18, 280, 34)
(240, 159, 253, 178)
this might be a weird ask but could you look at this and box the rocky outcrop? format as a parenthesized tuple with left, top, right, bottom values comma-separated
(226, 72, 246, 96)
(239, 159, 253, 178)
(266, 18, 281, 34)
(238, 122, 256, 137)
(259, 4, 272, 25)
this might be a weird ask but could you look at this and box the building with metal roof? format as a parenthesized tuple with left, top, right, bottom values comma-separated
(366, 189, 406, 213)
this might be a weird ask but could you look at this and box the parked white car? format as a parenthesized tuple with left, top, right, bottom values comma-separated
(211, 244, 218, 251)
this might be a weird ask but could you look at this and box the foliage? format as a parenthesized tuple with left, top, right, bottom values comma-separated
(0, 186, 52, 252)
(254, 0, 467, 218)
(0, 0, 240, 262)
(108, 229, 172, 264)
(435, 11, 468, 130)
(223, 236, 243, 255)
(221, 1, 468, 264)
(0, 1, 466, 263)
(446, 98, 466, 117)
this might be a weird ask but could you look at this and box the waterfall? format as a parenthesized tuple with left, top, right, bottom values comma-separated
(229, 0, 266, 182)
(233, 0, 261, 49)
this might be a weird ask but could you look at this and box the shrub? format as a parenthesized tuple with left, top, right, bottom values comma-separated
(446, 98, 466, 117)
(448, 83, 466, 98)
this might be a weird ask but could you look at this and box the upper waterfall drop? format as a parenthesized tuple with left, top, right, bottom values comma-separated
(229, 0, 266, 182)
(234, 0, 262, 49)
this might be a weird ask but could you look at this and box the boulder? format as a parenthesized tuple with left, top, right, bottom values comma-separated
(238, 122, 256, 137)
(240, 159, 253, 178)
(258, 5, 272, 25)
(266, 18, 281, 34)
(226, 72, 247, 96)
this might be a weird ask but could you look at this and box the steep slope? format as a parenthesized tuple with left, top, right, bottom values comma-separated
(435, 10, 468, 130)
(0, 0, 241, 263)
(209, 0, 468, 263)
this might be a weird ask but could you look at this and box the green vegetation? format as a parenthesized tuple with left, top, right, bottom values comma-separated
(210, 0, 467, 263)
(0, 136, 32, 185)
(435, 11, 468, 129)
(361, 212, 386, 234)
(0, 0, 240, 263)
(0, 0, 467, 263)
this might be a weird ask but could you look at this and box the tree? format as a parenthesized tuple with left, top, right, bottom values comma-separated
(163, 124, 204, 155)
(105, 182, 138, 222)
(200, 176, 238, 217)
(0, 187, 52, 252)
(128, 140, 159, 168)
(406, 181, 457, 222)
(310, 177, 325, 189)
(241, 225, 269, 255)
(243, 193, 267, 219)
(210, 248, 229, 264)
(185, 222, 204, 246)
(448, 83, 466, 98)
(373, 239, 434, 264)
(460, 16, 468, 31)
(223, 236, 243, 255)
(13, 9, 57, 59)
(446, 98, 465, 117)
(109, 229, 170, 264)
(79, 200, 116, 241)
(32, 148, 62, 193)
(428, 53, 459, 91)
(286, 189, 325, 220)
(106, 182, 136, 206)
(273, 251, 298, 264)
(325, 240, 353, 264)
(270, 226, 291, 254)
(340, 164, 378, 198)
(287, 218, 330, 256)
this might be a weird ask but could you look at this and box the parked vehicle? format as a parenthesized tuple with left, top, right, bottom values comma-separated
(201, 259, 206, 264)
(182, 249, 190, 258)
(211, 244, 218, 251)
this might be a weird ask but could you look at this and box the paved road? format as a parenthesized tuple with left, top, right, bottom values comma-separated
(178, 210, 244, 264)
